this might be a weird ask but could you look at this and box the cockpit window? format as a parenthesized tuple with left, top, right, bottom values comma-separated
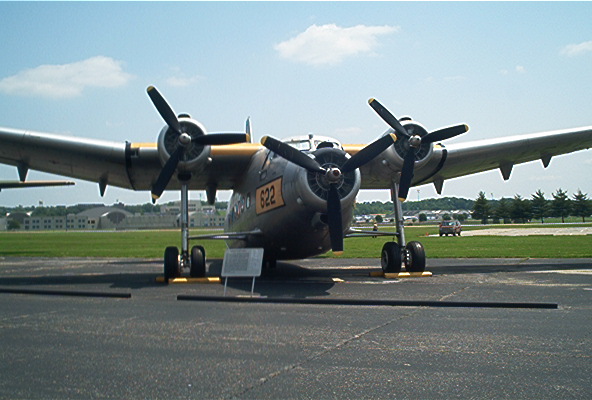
(285, 139, 341, 152)
(316, 141, 336, 149)
(287, 140, 312, 151)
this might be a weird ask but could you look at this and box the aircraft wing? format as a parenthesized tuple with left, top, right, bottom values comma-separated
(1, 124, 591, 196)
(354, 126, 592, 190)
(427, 126, 592, 184)
(0, 126, 260, 194)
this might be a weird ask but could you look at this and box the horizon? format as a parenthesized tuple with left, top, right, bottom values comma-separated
(4, 191, 587, 211)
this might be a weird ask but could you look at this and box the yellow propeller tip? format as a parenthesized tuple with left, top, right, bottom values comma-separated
(398, 197, 407, 203)
(333, 251, 344, 256)
(368, 98, 375, 104)
(151, 193, 160, 200)
(389, 133, 397, 142)
(260, 136, 268, 145)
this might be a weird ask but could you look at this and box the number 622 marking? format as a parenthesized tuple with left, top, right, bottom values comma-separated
(256, 178, 285, 215)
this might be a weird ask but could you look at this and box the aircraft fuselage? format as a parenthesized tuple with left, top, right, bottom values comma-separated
(225, 143, 358, 260)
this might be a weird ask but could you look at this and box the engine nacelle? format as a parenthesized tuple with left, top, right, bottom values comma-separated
(285, 147, 361, 212)
(156, 117, 211, 171)
(381, 120, 434, 170)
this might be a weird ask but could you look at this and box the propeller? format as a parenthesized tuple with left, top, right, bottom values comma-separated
(261, 133, 396, 254)
(368, 98, 469, 201)
(147, 86, 248, 201)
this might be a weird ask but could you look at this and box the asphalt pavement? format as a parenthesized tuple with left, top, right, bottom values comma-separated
(0, 257, 591, 399)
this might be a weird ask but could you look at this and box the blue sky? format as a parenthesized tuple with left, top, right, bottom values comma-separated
(1, 1, 591, 207)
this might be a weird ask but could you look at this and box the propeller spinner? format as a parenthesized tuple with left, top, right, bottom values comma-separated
(368, 98, 469, 201)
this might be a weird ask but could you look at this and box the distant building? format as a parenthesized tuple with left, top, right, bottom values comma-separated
(4, 202, 225, 231)
(161, 201, 217, 215)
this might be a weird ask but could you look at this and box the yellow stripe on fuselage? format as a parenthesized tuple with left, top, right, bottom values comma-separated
(210, 143, 262, 157)
(342, 144, 365, 155)
(131, 142, 366, 157)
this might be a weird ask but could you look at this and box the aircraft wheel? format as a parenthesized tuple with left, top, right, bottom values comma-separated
(164, 246, 180, 283)
(405, 241, 426, 273)
(190, 246, 206, 278)
(381, 242, 402, 273)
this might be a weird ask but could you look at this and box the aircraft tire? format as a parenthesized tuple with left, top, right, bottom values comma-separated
(190, 246, 206, 278)
(381, 242, 402, 273)
(164, 246, 180, 283)
(405, 241, 426, 272)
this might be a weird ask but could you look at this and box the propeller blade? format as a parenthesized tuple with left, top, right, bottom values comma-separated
(327, 184, 344, 254)
(423, 124, 469, 144)
(341, 133, 397, 173)
(194, 133, 248, 146)
(147, 86, 181, 135)
(368, 98, 409, 139)
(151, 146, 183, 201)
(398, 149, 416, 202)
(261, 136, 325, 174)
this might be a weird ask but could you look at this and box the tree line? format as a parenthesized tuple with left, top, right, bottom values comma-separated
(472, 189, 592, 224)
(355, 197, 475, 216)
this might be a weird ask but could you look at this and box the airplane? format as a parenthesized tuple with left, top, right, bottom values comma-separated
(0, 180, 74, 191)
(1, 86, 591, 281)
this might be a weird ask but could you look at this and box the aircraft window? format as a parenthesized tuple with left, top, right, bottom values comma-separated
(316, 141, 335, 149)
(287, 141, 311, 151)
(261, 150, 272, 169)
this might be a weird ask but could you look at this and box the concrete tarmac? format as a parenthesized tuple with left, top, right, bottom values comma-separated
(0, 257, 591, 399)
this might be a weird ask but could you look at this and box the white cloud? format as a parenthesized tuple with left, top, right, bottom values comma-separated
(275, 24, 399, 66)
(560, 40, 592, 57)
(515, 65, 526, 73)
(0, 56, 133, 99)
(166, 74, 202, 88)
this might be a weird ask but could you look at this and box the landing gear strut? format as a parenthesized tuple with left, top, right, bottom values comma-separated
(381, 182, 426, 274)
(162, 178, 207, 282)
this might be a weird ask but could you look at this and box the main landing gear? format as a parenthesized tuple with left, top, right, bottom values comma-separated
(163, 245, 206, 282)
(162, 180, 207, 283)
(380, 182, 426, 274)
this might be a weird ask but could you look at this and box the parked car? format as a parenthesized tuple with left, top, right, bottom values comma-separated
(439, 220, 462, 236)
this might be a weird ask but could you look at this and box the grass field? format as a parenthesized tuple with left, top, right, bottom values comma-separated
(1, 225, 591, 258)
